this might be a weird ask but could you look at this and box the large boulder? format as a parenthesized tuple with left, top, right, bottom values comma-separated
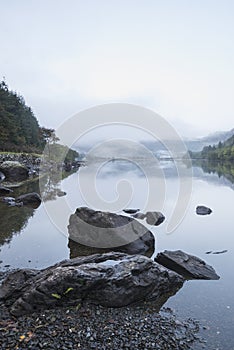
(0, 161, 29, 181)
(155, 250, 220, 280)
(196, 206, 212, 215)
(0, 252, 185, 316)
(68, 207, 155, 255)
(16, 192, 41, 208)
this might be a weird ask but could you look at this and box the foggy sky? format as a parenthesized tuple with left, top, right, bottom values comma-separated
(1, 0, 234, 139)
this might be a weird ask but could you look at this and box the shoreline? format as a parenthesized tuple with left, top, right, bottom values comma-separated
(0, 300, 202, 350)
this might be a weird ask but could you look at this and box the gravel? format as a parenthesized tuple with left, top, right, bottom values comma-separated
(0, 300, 204, 350)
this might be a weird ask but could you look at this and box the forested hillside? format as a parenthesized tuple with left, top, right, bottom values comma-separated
(190, 133, 234, 161)
(0, 80, 44, 152)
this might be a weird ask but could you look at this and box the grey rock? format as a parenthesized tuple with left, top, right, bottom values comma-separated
(0, 196, 20, 206)
(155, 250, 220, 280)
(0, 161, 29, 181)
(16, 192, 41, 208)
(0, 186, 13, 196)
(145, 211, 165, 226)
(196, 206, 212, 215)
(132, 211, 165, 226)
(68, 207, 155, 255)
(0, 252, 184, 316)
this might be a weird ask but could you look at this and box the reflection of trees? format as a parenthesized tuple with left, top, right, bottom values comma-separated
(0, 169, 77, 247)
(0, 179, 39, 246)
(0, 204, 34, 245)
(39, 169, 76, 201)
(194, 160, 234, 185)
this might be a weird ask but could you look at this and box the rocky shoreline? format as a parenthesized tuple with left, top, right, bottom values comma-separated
(0, 152, 83, 181)
(0, 153, 41, 177)
(0, 154, 216, 350)
(0, 300, 203, 350)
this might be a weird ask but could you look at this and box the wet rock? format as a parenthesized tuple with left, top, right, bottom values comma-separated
(0, 186, 13, 196)
(16, 192, 41, 208)
(68, 207, 155, 255)
(0, 252, 185, 316)
(155, 250, 220, 280)
(145, 211, 165, 226)
(123, 209, 140, 214)
(0, 161, 29, 181)
(196, 206, 212, 215)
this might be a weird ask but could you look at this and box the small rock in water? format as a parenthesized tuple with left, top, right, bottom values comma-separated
(16, 192, 41, 208)
(145, 211, 165, 226)
(213, 250, 228, 255)
(196, 206, 212, 215)
(205, 250, 227, 255)
(123, 208, 140, 214)
(155, 250, 220, 280)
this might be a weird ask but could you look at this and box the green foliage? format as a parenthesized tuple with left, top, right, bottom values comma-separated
(43, 143, 78, 163)
(190, 134, 234, 162)
(0, 80, 43, 152)
(0, 80, 79, 159)
(63, 287, 74, 295)
(51, 293, 61, 299)
(51, 287, 74, 300)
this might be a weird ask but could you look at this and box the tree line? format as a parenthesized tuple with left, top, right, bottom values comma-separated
(0, 80, 78, 161)
(189, 133, 234, 162)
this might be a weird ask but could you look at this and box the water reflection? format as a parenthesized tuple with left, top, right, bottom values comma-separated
(193, 160, 234, 190)
(0, 204, 34, 245)
(0, 170, 75, 248)
(68, 238, 154, 259)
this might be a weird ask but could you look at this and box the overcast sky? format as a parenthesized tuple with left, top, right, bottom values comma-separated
(1, 0, 234, 139)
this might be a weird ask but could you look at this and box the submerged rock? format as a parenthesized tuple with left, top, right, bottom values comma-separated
(68, 207, 155, 255)
(196, 206, 212, 215)
(0, 252, 184, 316)
(0, 161, 29, 181)
(16, 192, 41, 208)
(155, 250, 220, 280)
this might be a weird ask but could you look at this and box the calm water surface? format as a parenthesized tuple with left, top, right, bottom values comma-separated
(0, 160, 234, 349)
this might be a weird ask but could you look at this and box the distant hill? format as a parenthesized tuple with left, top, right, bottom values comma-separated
(199, 128, 234, 145)
(184, 128, 234, 152)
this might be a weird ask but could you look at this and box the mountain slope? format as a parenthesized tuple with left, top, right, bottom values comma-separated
(190, 132, 234, 161)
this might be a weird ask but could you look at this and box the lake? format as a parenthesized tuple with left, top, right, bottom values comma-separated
(0, 158, 234, 349)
